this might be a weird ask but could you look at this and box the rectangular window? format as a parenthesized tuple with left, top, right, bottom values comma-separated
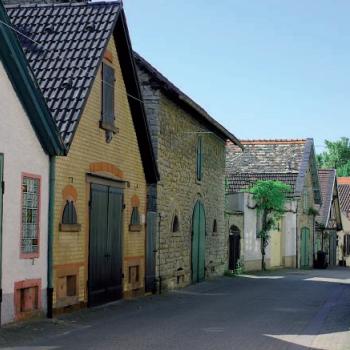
(21, 175, 40, 258)
(344, 234, 350, 256)
(101, 62, 116, 131)
(196, 136, 203, 182)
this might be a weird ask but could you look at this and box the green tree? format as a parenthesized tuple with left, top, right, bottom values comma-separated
(250, 180, 292, 271)
(318, 137, 350, 175)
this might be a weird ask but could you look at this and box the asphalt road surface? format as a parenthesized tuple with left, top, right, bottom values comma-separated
(1, 268, 349, 350)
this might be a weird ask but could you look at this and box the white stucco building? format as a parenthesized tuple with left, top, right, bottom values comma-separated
(0, 3, 64, 323)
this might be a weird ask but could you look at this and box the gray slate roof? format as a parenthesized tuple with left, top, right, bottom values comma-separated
(6, 1, 120, 145)
(315, 169, 336, 226)
(226, 139, 322, 204)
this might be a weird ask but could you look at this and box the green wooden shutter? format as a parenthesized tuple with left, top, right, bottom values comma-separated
(102, 63, 115, 128)
(198, 202, 206, 281)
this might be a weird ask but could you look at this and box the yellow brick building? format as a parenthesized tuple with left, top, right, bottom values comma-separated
(7, 2, 158, 310)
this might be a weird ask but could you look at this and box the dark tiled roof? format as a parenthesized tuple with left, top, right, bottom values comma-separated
(6, 1, 159, 183)
(339, 183, 350, 213)
(227, 173, 297, 194)
(0, 1, 64, 155)
(134, 52, 242, 146)
(226, 139, 322, 204)
(226, 139, 307, 174)
(315, 169, 336, 226)
(6, 2, 120, 145)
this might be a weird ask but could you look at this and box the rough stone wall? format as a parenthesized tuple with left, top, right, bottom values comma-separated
(137, 69, 227, 289)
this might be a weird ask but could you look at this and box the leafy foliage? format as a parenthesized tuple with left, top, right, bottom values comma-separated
(250, 180, 291, 270)
(318, 137, 350, 176)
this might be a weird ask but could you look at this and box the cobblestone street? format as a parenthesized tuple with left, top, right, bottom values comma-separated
(0, 268, 349, 350)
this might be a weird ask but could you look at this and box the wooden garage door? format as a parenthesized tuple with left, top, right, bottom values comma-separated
(88, 183, 123, 306)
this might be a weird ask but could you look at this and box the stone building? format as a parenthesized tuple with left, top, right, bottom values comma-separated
(134, 53, 241, 290)
(314, 170, 342, 267)
(7, 2, 158, 312)
(226, 139, 322, 271)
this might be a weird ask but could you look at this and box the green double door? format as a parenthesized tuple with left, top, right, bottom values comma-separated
(192, 201, 206, 283)
(300, 227, 310, 268)
(0, 155, 3, 271)
(88, 183, 123, 306)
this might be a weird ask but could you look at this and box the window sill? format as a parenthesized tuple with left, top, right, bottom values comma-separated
(20, 252, 39, 259)
(99, 120, 118, 134)
(129, 224, 142, 232)
(172, 232, 182, 237)
(59, 223, 82, 232)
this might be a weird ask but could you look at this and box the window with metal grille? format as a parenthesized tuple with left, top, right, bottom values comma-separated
(62, 200, 78, 225)
(21, 176, 40, 256)
(101, 62, 116, 132)
(196, 136, 203, 182)
(344, 234, 350, 256)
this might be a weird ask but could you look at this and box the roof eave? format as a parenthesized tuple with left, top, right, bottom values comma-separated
(0, 2, 65, 156)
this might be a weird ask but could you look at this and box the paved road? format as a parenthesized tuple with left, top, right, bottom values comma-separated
(0, 268, 350, 350)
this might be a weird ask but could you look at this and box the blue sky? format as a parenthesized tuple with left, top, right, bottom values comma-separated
(104, 0, 349, 152)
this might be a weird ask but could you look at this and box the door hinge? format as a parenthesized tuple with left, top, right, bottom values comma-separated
(88, 200, 92, 208)
(1, 181, 4, 194)
(122, 204, 126, 210)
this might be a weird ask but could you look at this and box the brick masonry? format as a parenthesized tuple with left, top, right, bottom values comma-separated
(137, 68, 228, 290)
(53, 38, 148, 307)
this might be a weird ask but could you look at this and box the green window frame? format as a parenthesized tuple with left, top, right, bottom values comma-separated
(196, 136, 203, 182)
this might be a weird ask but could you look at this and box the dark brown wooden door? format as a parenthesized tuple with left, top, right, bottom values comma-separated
(88, 183, 123, 306)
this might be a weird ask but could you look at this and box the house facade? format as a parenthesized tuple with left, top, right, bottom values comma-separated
(226, 139, 322, 271)
(0, 2, 64, 323)
(7, 2, 158, 310)
(338, 177, 350, 266)
(315, 170, 342, 267)
(135, 53, 241, 290)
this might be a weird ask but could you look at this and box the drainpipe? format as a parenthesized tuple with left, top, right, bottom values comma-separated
(0, 159, 3, 325)
(295, 202, 299, 269)
(47, 156, 55, 318)
(158, 212, 162, 294)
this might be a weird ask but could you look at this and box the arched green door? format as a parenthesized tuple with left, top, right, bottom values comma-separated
(300, 227, 310, 268)
(192, 201, 206, 283)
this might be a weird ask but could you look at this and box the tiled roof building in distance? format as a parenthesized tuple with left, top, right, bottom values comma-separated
(226, 138, 321, 271)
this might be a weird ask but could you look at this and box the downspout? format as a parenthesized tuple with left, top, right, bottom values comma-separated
(158, 212, 162, 294)
(295, 202, 299, 269)
(47, 156, 55, 318)
(0, 158, 3, 325)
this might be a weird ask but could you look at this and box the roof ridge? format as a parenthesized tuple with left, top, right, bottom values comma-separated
(238, 139, 308, 144)
(5, 1, 120, 9)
